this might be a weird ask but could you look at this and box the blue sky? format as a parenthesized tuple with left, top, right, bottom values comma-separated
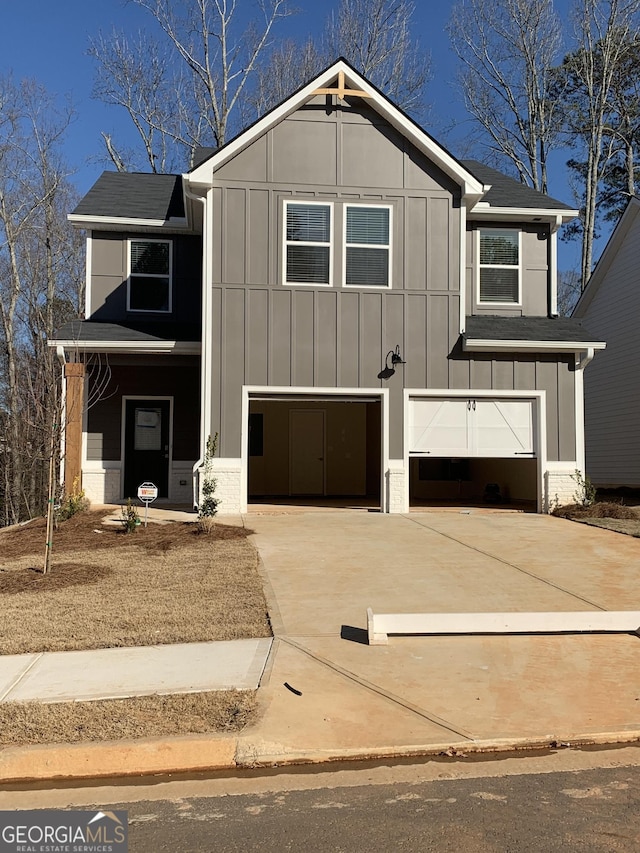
(2, 0, 586, 270)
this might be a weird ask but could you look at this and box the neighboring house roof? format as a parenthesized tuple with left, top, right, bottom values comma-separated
(462, 161, 572, 212)
(69, 172, 187, 228)
(573, 196, 640, 318)
(463, 315, 606, 352)
(50, 320, 201, 353)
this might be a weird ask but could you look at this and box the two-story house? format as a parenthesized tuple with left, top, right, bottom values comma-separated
(51, 59, 604, 514)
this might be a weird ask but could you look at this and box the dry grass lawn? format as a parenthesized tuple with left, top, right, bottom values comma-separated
(0, 691, 257, 746)
(0, 509, 271, 654)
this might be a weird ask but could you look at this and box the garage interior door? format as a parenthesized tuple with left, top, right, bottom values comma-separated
(409, 398, 536, 458)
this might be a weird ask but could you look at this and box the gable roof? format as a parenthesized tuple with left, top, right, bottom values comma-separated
(573, 196, 640, 318)
(187, 58, 487, 207)
(69, 172, 187, 228)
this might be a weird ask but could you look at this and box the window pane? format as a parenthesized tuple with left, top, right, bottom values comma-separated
(286, 245, 330, 284)
(480, 230, 518, 265)
(346, 247, 389, 286)
(286, 204, 330, 243)
(347, 207, 389, 245)
(130, 276, 170, 311)
(131, 241, 170, 274)
(480, 268, 519, 303)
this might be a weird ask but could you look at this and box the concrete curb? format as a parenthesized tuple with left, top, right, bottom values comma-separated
(0, 735, 237, 784)
(2, 730, 640, 784)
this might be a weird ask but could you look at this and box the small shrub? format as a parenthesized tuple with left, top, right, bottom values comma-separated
(198, 433, 220, 532)
(571, 469, 597, 508)
(120, 498, 140, 533)
(55, 478, 90, 524)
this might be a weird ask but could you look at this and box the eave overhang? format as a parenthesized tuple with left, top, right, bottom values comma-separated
(468, 207, 579, 225)
(48, 339, 201, 355)
(67, 214, 191, 233)
(463, 338, 607, 353)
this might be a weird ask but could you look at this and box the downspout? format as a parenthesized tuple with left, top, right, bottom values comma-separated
(576, 346, 595, 371)
(549, 214, 562, 318)
(183, 179, 211, 510)
(574, 346, 596, 479)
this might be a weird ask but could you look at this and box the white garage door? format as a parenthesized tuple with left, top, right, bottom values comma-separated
(409, 397, 535, 457)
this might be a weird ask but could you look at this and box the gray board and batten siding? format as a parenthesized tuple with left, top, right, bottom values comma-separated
(574, 199, 640, 487)
(204, 96, 577, 462)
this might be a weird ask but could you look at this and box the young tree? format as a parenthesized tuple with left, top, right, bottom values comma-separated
(448, 0, 563, 192)
(90, 0, 292, 172)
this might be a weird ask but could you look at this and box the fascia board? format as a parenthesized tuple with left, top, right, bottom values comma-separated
(573, 196, 640, 317)
(48, 339, 201, 355)
(187, 60, 485, 199)
(469, 206, 579, 222)
(463, 338, 606, 352)
(68, 214, 190, 230)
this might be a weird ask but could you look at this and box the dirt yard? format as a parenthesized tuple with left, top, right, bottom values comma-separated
(0, 509, 271, 743)
(0, 509, 271, 654)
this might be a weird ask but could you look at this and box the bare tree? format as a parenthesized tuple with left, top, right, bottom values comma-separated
(252, 0, 430, 121)
(0, 77, 83, 528)
(91, 0, 292, 172)
(325, 0, 430, 117)
(449, 0, 563, 192)
(556, 0, 640, 287)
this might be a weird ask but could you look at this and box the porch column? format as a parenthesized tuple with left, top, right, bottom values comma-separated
(64, 362, 85, 495)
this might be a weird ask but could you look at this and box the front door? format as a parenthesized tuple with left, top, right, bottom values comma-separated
(123, 399, 170, 499)
(289, 409, 325, 495)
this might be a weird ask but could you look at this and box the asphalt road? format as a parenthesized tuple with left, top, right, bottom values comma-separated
(118, 764, 640, 852)
(4, 747, 640, 852)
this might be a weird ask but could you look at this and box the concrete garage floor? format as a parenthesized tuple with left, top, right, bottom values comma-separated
(245, 510, 640, 761)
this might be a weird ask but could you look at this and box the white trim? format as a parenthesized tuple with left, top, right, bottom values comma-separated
(85, 235, 92, 317)
(240, 386, 390, 514)
(463, 339, 606, 353)
(127, 237, 173, 314)
(187, 60, 486, 206)
(459, 204, 467, 335)
(120, 396, 173, 500)
(574, 355, 586, 474)
(403, 388, 546, 513)
(68, 214, 189, 229)
(476, 227, 522, 307)
(469, 206, 578, 223)
(49, 340, 200, 354)
(550, 228, 558, 316)
(342, 203, 393, 289)
(83, 460, 122, 471)
(283, 199, 333, 287)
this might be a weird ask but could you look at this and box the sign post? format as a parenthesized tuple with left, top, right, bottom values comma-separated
(137, 482, 158, 527)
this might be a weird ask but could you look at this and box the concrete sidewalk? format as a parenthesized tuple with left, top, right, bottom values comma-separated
(2, 509, 640, 782)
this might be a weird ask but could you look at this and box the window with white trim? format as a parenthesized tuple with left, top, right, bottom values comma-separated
(344, 204, 391, 287)
(285, 201, 332, 285)
(478, 228, 520, 304)
(128, 239, 172, 312)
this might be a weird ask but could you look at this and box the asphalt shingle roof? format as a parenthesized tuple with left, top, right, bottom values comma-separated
(464, 315, 604, 344)
(71, 172, 185, 221)
(53, 320, 200, 343)
(462, 161, 572, 211)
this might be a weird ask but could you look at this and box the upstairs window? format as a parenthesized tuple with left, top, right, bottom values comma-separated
(478, 228, 520, 304)
(285, 202, 332, 286)
(345, 205, 391, 287)
(128, 239, 172, 312)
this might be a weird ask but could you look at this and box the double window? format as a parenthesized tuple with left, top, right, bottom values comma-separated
(284, 201, 391, 288)
(478, 228, 520, 305)
(128, 239, 172, 312)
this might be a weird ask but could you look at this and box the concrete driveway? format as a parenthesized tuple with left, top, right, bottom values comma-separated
(245, 510, 640, 761)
